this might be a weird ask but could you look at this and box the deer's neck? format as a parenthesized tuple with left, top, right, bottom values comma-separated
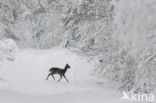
(63, 66, 68, 73)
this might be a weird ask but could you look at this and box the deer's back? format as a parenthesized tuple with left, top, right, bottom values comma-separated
(50, 67, 65, 74)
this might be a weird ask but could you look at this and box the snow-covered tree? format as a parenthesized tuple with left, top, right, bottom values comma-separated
(0, 0, 156, 93)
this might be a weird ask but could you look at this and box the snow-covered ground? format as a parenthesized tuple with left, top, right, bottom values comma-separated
(0, 48, 128, 103)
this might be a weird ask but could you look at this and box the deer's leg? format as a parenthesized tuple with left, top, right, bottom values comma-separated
(63, 75, 69, 82)
(46, 73, 51, 80)
(58, 75, 62, 81)
(51, 74, 55, 80)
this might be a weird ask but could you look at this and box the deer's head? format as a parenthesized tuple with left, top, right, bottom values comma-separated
(66, 64, 71, 69)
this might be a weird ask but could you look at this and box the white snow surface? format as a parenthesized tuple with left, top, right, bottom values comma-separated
(0, 47, 128, 103)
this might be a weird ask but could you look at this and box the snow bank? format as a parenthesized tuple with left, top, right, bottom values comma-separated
(0, 39, 17, 82)
(0, 39, 17, 61)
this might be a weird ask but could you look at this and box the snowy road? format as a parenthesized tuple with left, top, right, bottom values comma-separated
(0, 48, 126, 103)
